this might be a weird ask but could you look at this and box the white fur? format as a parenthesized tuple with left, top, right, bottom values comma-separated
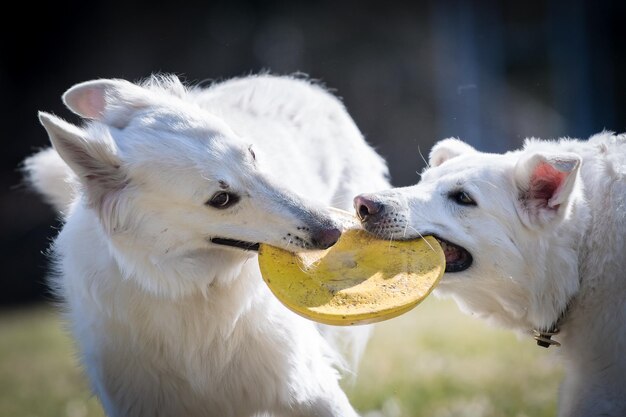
(26, 74, 389, 417)
(358, 134, 626, 417)
(23, 147, 77, 211)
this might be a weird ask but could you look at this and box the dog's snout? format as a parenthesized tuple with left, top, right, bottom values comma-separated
(310, 227, 341, 250)
(354, 195, 383, 222)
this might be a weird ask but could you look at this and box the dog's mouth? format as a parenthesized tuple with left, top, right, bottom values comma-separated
(211, 238, 260, 252)
(433, 236, 473, 273)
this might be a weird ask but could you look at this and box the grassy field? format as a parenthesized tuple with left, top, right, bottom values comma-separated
(0, 298, 562, 417)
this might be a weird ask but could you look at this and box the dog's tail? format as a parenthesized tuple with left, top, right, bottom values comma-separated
(23, 147, 76, 212)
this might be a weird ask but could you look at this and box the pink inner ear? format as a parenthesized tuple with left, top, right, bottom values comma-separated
(529, 162, 567, 206)
(66, 86, 107, 119)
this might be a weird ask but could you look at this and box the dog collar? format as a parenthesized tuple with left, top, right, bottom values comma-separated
(532, 305, 569, 348)
(532, 324, 561, 348)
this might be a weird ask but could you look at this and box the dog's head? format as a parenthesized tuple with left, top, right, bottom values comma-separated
(354, 138, 585, 332)
(39, 77, 342, 296)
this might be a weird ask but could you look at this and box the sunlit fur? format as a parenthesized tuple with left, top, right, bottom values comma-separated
(25, 74, 389, 417)
(361, 135, 625, 417)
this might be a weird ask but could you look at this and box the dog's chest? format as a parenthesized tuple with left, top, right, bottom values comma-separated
(93, 279, 293, 415)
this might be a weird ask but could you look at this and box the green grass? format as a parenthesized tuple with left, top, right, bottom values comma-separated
(346, 298, 562, 417)
(0, 307, 104, 417)
(0, 299, 562, 417)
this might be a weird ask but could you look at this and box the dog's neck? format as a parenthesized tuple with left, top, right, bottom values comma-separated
(528, 204, 589, 349)
(529, 232, 586, 349)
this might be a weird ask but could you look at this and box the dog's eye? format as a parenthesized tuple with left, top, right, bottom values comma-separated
(207, 192, 239, 209)
(248, 145, 256, 161)
(450, 190, 476, 206)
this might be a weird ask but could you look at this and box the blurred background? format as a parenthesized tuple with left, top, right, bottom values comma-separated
(1, 0, 625, 416)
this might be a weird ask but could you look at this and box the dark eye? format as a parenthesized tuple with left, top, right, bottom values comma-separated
(207, 192, 239, 209)
(450, 190, 476, 206)
(248, 145, 256, 161)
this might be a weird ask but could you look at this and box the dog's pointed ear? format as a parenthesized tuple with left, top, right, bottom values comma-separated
(429, 138, 477, 167)
(38, 112, 126, 211)
(63, 79, 151, 128)
(514, 151, 581, 227)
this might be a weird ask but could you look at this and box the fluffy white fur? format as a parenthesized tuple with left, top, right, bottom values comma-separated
(25, 75, 389, 417)
(356, 134, 626, 417)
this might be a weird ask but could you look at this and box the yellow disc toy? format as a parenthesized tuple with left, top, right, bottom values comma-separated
(258, 211, 445, 326)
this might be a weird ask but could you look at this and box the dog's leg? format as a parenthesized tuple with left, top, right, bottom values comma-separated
(304, 392, 360, 417)
(275, 385, 360, 417)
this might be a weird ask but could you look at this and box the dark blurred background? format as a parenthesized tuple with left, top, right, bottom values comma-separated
(2, 0, 625, 307)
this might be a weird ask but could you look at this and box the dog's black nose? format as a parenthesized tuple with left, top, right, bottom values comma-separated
(310, 227, 342, 249)
(353, 195, 383, 222)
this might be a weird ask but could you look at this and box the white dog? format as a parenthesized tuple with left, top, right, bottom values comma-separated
(354, 135, 626, 417)
(25, 75, 389, 417)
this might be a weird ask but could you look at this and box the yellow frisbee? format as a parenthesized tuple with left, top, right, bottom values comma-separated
(258, 213, 445, 326)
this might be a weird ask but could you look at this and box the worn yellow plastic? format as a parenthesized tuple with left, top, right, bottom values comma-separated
(258, 213, 445, 326)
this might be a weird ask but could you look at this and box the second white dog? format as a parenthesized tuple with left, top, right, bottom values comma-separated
(355, 135, 626, 417)
(25, 75, 389, 417)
